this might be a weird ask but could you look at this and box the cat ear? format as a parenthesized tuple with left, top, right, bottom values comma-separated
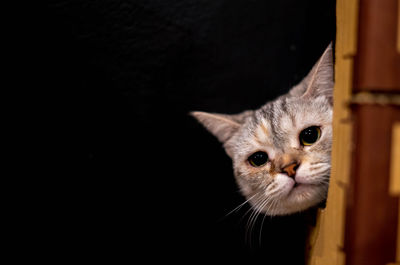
(190, 110, 252, 143)
(290, 43, 334, 104)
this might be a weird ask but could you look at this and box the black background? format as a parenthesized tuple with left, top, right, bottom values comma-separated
(46, 0, 335, 263)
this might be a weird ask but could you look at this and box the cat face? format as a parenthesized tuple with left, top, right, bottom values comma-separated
(227, 95, 332, 215)
(192, 44, 333, 215)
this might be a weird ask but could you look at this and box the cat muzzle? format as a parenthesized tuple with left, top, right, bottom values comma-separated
(282, 163, 300, 178)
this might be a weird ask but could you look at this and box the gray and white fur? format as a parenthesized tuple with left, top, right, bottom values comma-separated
(191, 44, 334, 215)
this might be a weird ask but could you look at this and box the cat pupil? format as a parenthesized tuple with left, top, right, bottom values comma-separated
(299, 126, 321, 146)
(248, 151, 268, 167)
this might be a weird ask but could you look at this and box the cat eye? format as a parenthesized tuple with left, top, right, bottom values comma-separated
(248, 151, 269, 167)
(299, 126, 321, 146)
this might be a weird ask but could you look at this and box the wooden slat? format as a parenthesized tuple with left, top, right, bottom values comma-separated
(340, 0, 359, 57)
(390, 123, 400, 196)
(308, 1, 356, 264)
(309, 55, 352, 265)
(398, 202, 400, 262)
(391, 123, 400, 263)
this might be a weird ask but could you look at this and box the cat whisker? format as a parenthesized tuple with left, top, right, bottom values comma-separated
(315, 179, 330, 186)
(258, 197, 276, 245)
(246, 195, 272, 247)
(239, 192, 265, 223)
(240, 193, 266, 245)
(260, 198, 281, 243)
(244, 195, 266, 245)
(223, 193, 259, 218)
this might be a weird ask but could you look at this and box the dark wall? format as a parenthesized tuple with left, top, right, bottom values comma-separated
(46, 0, 335, 263)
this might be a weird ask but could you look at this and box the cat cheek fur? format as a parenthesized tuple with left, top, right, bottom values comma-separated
(295, 162, 331, 184)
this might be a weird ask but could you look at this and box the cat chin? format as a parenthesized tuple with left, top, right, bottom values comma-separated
(256, 182, 327, 216)
(283, 185, 326, 213)
(264, 197, 324, 216)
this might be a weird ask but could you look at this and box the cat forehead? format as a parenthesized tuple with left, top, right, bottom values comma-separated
(256, 96, 331, 127)
(237, 96, 332, 150)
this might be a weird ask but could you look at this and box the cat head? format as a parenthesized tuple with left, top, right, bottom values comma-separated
(191, 44, 334, 215)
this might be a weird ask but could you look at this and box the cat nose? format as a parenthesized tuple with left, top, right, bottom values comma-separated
(281, 162, 299, 178)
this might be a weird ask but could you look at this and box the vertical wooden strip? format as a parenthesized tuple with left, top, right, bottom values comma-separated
(342, 0, 359, 57)
(398, 202, 400, 262)
(390, 123, 400, 263)
(390, 123, 400, 196)
(307, 0, 356, 264)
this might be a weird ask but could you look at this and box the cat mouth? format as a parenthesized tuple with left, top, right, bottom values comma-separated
(289, 180, 320, 194)
(281, 178, 327, 201)
(293, 182, 314, 188)
(291, 182, 306, 192)
(293, 182, 317, 188)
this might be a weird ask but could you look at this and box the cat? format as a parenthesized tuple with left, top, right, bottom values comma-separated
(191, 43, 333, 216)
